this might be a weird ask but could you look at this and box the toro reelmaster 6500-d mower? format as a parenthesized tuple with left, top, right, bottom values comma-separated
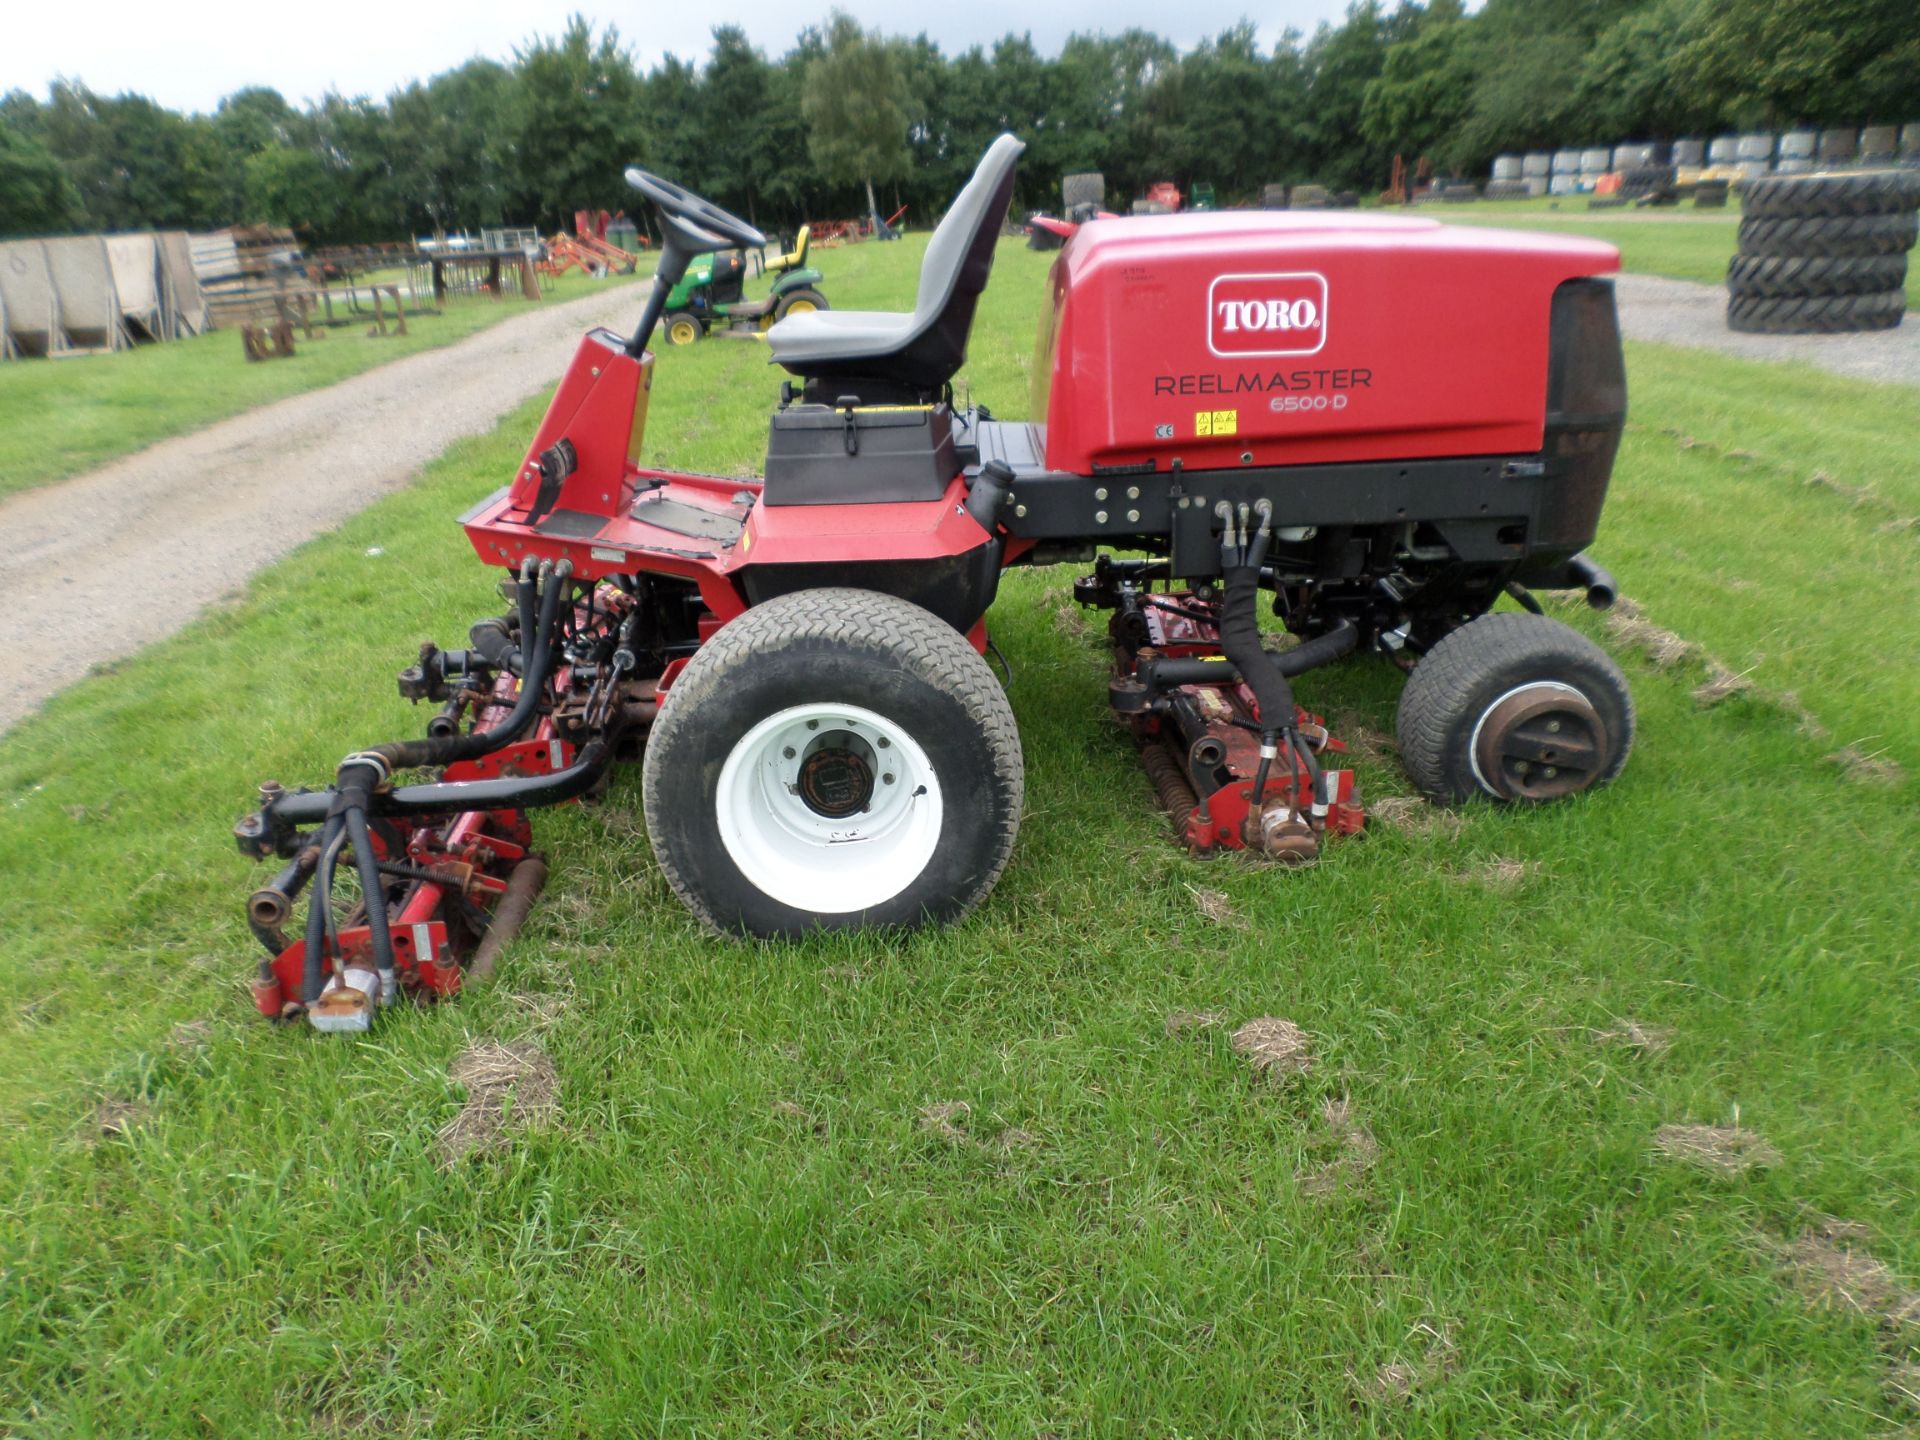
(235, 135, 1633, 1031)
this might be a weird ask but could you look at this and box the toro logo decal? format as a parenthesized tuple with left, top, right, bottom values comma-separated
(1207, 272, 1328, 358)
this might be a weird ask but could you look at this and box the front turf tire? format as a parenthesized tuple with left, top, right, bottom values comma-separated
(641, 589, 1023, 938)
(1396, 612, 1635, 806)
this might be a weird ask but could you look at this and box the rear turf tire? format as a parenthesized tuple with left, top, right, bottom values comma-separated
(641, 589, 1023, 938)
(773, 288, 829, 321)
(1396, 612, 1635, 806)
(664, 311, 704, 346)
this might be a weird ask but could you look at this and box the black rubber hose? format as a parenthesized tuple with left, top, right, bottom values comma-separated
(1218, 564, 1295, 732)
(1138, 619, 1359, 690)
(360, 563, 566, 773)
(514, 558, 537, 652)
(1567, 553, 1617, 610)
(468, 617, 522, 675)
(270, 738, 614, 826)
(342, 801, 396, 996)
(302, 814, 343, 1003)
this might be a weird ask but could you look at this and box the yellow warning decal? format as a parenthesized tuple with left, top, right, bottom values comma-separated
(1195, 409, 1238, 437)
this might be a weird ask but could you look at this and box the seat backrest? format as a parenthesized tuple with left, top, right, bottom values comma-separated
(773, 133, 1024, 398)
(910, 133, 1025, 331)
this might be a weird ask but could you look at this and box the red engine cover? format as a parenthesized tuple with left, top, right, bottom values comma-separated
(1036, 211, 1619, 475)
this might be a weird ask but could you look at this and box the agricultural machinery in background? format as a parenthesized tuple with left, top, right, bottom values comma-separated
(236, 136, 1634, 1033)
(540, 209, 646, 279)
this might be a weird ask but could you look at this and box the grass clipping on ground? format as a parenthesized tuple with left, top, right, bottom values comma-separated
(437, 1039, 559, 1164)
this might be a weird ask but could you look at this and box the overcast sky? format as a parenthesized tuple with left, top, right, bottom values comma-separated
(5, 0, 1363, 115)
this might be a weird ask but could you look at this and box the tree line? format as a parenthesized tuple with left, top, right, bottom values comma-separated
(1, 0, 1913, 246)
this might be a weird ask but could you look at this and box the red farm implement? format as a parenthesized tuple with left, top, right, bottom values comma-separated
(237, 138, 1633, 1030)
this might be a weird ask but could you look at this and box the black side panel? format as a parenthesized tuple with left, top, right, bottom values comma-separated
(762, 403, 957, 506)
(739, 549, 1000, 632)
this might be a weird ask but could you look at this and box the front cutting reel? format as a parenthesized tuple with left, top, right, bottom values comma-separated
(234, 560, 652, 1031)
(1077, 501, 1365, 865)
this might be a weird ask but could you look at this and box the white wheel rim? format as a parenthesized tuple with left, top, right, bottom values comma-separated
(714, 702, 944, 914)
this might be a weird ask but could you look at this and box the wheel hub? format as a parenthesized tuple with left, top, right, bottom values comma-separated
(798, 731, 876, 818)
(1471, 682, 1608, 800)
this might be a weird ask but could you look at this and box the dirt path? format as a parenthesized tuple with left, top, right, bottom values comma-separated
(1615, 272, 1920, 385)
(0, 285, 642, 735)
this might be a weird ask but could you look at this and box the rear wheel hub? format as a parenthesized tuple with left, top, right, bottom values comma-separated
(1470, 682, 1607, 800)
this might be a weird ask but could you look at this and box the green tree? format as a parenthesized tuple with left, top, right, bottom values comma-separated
(1360, 9, 1475, 167)
(0, 116, 83, 235)
(1669, 0, 1920, 127)
(699, 27, 781, 225)
(1136, 24, 1280, 200)
(385, 61, 517, 236)
(802, 12, 911, 229)
(511, 17, 647, 230)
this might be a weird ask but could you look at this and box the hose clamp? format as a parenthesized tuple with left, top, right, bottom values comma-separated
(338, 750, 395, 792)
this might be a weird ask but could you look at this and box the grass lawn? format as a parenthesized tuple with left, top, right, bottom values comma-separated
(1439, 193, 1920, 305)
(0, 269, 639, 500)
(3, 233, 1918, 1436)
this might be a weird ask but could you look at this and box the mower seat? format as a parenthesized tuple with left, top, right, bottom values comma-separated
(766, 225, 811, 275)
(767, 133, 1024, 396)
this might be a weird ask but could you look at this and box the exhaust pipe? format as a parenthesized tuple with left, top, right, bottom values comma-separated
(1567, 553, 1617, 611)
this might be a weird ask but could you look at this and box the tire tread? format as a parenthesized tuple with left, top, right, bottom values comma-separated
(1726, 289, 1906, 334)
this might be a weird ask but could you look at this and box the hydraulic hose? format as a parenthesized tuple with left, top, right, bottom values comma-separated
(303, 814, 344, 1004)
(1136, 620, 1360, 690)
(1216, 564, 1296, 732)
(271, 738, 615, 828)
(343, 800, 396, 1004)
(369, 561, 568, 773)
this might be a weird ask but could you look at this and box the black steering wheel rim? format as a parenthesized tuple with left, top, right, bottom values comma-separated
(623, 168, 765, 250)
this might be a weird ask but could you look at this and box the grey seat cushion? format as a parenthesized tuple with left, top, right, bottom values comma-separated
(763, 307, 916, 358)
(767, 133, 1025, 371)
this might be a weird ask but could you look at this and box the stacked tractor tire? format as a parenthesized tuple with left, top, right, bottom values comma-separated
(1728, 170, 1920, 333)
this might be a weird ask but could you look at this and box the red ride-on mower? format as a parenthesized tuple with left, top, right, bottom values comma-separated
(235, 135, 1634, 1028)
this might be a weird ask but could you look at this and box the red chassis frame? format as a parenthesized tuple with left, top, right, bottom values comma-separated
(459, 330, 1023, 651)
(454, 322, 1361, 867)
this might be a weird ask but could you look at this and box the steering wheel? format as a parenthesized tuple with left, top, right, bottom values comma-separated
(623, 168, 765, 251)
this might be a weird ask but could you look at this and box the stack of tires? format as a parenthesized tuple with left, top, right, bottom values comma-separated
(1728, 170, 1920, 333)
(1062, 172, 1105, 224)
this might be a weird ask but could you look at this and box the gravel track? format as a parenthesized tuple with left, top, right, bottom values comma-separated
(1614, 272, 1920, 384)
(0, 285, 641, 735)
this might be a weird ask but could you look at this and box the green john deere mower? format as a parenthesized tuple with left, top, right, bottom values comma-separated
(660, 225, 829, 344)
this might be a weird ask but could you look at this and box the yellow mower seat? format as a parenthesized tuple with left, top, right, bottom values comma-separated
(767, 226, 811, 275)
